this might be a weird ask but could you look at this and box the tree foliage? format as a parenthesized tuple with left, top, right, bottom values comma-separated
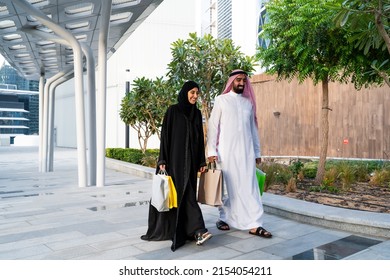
(119, 33, 257, 151)
(257, 0, 361, 85)
(256, 0, 368, 184)
(332, 0, 390, 87)
(119, 77, 176, 152)
(167, 32, 257, 123)
(334, 0, 390, 54)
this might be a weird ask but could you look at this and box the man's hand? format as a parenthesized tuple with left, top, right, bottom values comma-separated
(207, 156, 218, 162)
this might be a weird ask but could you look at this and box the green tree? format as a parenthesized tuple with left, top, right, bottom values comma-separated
(167, 32, 256, 134)
(256, 0, 368, 184)
(120, 77, 176, 152)
(332, 0, 390, 87)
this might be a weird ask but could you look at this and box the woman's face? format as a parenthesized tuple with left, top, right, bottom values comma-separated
(187, 87, 199, 104)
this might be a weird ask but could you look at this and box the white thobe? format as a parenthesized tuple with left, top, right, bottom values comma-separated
(207, 91, 263, 230)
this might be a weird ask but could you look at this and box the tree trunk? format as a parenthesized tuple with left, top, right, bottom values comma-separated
(315, 78, 330, 184)
(375, 2, 390, 55)
(379, 71, 390, 88)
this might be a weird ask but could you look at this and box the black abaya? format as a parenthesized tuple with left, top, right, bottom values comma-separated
(140, 102, 207, 251)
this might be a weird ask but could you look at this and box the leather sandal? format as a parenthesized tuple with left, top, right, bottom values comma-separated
(249, 226, 272, 238)
(195, 232, 212, 245)
(216, 220, 230, 230)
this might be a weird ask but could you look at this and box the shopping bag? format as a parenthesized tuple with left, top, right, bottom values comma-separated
(197, 162, 223, 206)
(256, 168, 266, 196)
(167, 176, 177, 209)
(151, 171, 170, 212)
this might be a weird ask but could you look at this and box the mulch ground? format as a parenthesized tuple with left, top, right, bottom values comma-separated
(266, 180, 390, 214)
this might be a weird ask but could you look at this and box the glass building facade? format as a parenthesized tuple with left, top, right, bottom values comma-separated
(0, 64, 39, 91)
(217, 0, 232, 39)
(214, 0, 267, 54)
(258, 0, 269, 49)
(0, 64, 39, 144)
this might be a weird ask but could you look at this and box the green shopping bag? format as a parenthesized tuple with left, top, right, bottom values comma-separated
(256, 168, 266, 196)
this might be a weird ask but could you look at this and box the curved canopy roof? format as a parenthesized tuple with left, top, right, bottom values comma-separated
(0, 0, 163, 80)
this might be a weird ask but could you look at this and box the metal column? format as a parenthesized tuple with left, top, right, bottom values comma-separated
(14, 0, 87, 187)
(96, 0, 113, 187)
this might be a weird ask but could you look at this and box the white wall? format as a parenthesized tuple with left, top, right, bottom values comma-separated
(106, 0, 197, 148)
(231, 0, 261, 73)
(53, 0, 261, 150)
(13, 135, 39, 146)
(106, 0, 199, 149)
(231, 0, 260, 56)
(55, 78, 77, 148)
(54, 0, 199, 150)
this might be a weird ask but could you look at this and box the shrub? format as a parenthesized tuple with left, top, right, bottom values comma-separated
(112, 148, 125, 160)
(353, 163, 371, 182)
(337, 162, 356, 190)
(259, 162, 293, 188)
(286, 177, 297, 192)
(370, 169, 390, 187)
(289, 160, 304, 178)
(323, 167, 338, 187)
(105, 148, 148, 165)
(105, 148, 115, 158)
(302, 161, 317, 179)
(309, 184, 340, 194)
(124, 149, 144, 164)
(142, 149, 160, 168)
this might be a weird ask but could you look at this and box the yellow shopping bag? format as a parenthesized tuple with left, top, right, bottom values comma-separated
(151, 171, 177, 211)
(167, 176, 177, 209)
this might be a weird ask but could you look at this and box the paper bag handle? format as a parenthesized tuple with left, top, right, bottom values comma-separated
(207, 161, 217, 171)
(158, 170, 168, 176)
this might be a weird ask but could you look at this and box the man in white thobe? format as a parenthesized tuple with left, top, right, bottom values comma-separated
(207, 69, 272, 238)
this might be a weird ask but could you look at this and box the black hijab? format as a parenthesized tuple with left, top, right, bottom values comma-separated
(177, 80, 199, 120)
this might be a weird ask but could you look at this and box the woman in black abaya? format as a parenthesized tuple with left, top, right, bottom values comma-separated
(141, 81, 212, 251)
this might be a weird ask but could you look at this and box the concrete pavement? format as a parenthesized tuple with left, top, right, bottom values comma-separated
(0, 146, 389, 260)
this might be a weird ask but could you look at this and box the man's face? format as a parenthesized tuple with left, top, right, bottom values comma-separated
(232, 74, 247, 93)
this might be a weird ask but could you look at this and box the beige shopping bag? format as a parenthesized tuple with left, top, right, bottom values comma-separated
(197, 162, 223, 206)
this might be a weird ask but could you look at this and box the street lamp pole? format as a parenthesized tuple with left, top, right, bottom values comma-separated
(125, 69, 130, 148)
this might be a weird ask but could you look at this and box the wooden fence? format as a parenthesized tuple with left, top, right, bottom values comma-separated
(251, 74, 390, 160)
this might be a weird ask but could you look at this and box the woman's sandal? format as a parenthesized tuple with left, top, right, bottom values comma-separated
(195, 232, 213, 245)
(249, 226, 272, 238)
(216, 220, 230, 231)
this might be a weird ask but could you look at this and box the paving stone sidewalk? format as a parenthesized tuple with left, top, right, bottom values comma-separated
(0, 146, 389, 260)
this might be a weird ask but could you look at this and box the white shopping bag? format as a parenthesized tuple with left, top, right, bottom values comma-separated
(151, 171, 170, 212)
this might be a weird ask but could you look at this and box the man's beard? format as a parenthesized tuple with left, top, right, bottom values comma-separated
(233, 85, 244, 94)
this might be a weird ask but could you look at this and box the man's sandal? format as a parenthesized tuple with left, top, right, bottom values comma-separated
(216, 220, 230, 231)
(249, 227, 272, 238)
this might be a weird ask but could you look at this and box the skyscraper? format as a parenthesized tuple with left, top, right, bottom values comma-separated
(0, 63, 39, 145)
(217, 0, 232, 39)
(0, 64, 39, 91)
(201, 0, 262, 62)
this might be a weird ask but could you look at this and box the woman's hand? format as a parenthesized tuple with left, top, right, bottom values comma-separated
(199, 166, 206, 173)
(159, 164, 166, 171)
